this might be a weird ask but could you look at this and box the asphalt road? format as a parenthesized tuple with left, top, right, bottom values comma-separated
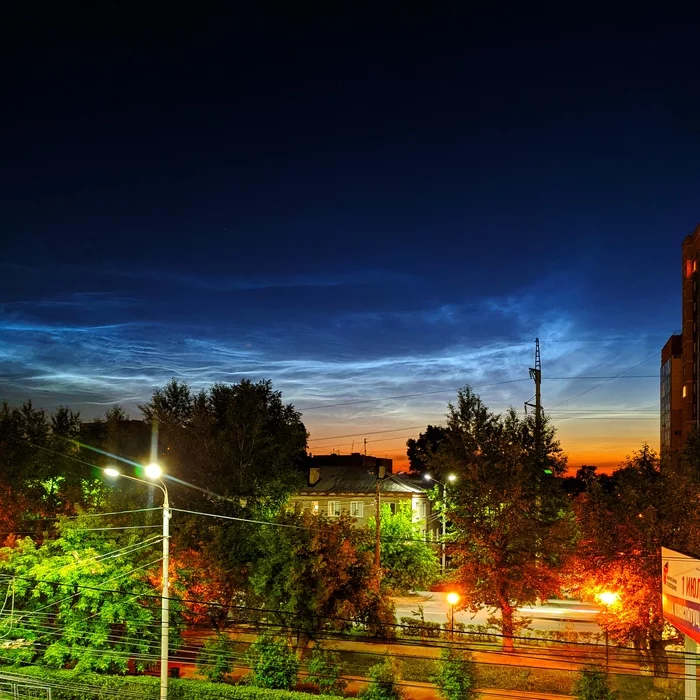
(392, 592, 603, 634)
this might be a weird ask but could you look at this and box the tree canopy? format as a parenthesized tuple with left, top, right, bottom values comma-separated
(426, 386, 577, 650)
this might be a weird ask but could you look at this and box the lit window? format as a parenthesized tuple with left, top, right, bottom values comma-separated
(416, 501, 427, 519)
(350, 501, 364, 518)
(328, 501, 341, 517)
(688, 261, 695, 278)
(684, 386, 688, 398)
(312, 501, 319, 513)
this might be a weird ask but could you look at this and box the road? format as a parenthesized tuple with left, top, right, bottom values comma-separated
(392, 592, 603, 634)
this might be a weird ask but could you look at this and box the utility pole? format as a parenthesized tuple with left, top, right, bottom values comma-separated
(374, 474, 381, 567)
(525, 338, 542, 467)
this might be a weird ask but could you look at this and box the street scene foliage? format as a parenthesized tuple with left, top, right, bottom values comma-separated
(1, 378, 700, 697)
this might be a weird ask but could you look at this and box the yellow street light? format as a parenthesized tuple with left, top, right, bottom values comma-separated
(145, 463, 163, 480)
(596, 590, 619, 672)
(447, 592, 460, 640)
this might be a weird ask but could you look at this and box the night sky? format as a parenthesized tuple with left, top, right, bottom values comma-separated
(2, 5, 699, 470)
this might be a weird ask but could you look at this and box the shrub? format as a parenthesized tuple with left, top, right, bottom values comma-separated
(574, 667, 618, 700)
(432, 647, 478, 700)
(249, 636, 300, 690)
(196, 632, 236, 682)
(359, 658, 403, 700)
(306, 644, 347, 696)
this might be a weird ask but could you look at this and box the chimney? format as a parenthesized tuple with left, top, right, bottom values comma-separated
(309, 467, 321, 486)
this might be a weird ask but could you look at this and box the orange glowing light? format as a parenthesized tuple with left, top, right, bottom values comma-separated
(597, 591, 619, 607)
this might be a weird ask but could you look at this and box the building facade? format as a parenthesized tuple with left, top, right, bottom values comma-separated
(664, 223, 700, 453)
(290, 453, 436, 538)
(660, 334, 682, 455)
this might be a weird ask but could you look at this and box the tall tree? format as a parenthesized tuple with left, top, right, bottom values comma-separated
(251, 512, 395, 641)
(427, 386, 577, 651)
(568, 445, 700, 676)
(406, 425, 447, 477)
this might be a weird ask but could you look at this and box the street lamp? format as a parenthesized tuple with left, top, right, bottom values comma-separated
(424, 474, 456, 572)
(447, 592, 460, 640)
(596, 590, 619, 673)
(104, 464, 170, 700)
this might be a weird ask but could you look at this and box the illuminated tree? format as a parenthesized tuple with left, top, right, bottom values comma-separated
(426, 386, 577, 651)
(568, 445, 700, 676)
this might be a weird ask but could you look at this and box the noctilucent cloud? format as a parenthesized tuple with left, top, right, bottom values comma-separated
(2, 5, 698, 470)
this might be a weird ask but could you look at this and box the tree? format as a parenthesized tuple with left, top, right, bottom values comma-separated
(307, 644, 347, 696)
(196, 632, 236, 682)
(366, 502, 440, 592)
(250, 512, 395, 641)
(248, 635, 299, 690)
(432, 647, 479, 700)
(359, 658, 404, 700)
(0, 516, 172, 672)
(568, 445, 700, 676)
(573, 667, 618, 699)
(426, 386, 577, 651)
(406, 425, 448, 477)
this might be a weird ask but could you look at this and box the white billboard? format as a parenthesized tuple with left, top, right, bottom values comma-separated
(662, 546, 700, 644)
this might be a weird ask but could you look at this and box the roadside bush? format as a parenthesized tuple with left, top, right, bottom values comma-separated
(0, 666, 339, 700)
(249, 636, 299, 690)
(359, 658, 403, 700)
(196, 632, 236, 682)
(574, 667, 618, 700)
(432, 647, 478, 700)
(306, 644, 347, 696)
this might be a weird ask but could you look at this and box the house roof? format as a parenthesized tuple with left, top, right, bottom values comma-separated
(297, 468, 426, 496)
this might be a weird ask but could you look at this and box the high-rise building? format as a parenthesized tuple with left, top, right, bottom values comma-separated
(660, 334, 682, 455)
(670, 223, 700, 451)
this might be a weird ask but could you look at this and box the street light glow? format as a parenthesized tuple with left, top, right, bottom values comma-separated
(145, 463, 163, 480)
(424, 474, 433, 481)
(447, 474, 456, 482)
(447, 592, 460, 606)
(104, 467, 120, 478)
(597, 591, 619, 607)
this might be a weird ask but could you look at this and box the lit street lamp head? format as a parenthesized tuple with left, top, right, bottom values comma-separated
(447, 592, 460, 606)
(145, 463, 163, 480)
(597, 591, 620, 607)
(447, 474, 456, 482)
(424, 474, 433, 481)
(104, 467, 120, 478)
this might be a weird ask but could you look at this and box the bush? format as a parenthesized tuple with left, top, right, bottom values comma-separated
(574, 667, 618, 700)
(432, 647, 478, 700)
(196, 632, 236, 682)
(0, 666, 340, 700)
(359, 658, 403, 700)
(249, 636, 300, 690)
(306, 644, 347, 696)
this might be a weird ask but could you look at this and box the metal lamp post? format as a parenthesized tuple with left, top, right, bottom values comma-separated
(104, 464, 170, 700)
(447, 592, 460, 640)
(596, 590, 619, 674)
(424, 474, 456, 572)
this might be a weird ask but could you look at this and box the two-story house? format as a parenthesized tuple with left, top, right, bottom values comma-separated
(290, 453, 436, 538)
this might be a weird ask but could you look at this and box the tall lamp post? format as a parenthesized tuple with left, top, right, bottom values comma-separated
(596, 590, 619, 673)
(424, 474, 456, 572)
(447, 592, 460, 640)
(105, 464, 170, 700)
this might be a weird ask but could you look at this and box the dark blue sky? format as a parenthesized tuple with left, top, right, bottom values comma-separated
(2, 4, 698, 468)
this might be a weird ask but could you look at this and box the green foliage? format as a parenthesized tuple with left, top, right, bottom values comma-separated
(359, 658, 404, 700)
(249, 636, 299, 690)
(196, 632, 236, 682)
(366, 503, 440, 593)
(306, 644, 347, 696)
(427, 386, 577, 649)
(251, 512, 395, 640)
(0, 666, 341, 700)
(0, 517, 174, 673)
(432, 646, 479, 700)
(573, 667, 618, 700)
